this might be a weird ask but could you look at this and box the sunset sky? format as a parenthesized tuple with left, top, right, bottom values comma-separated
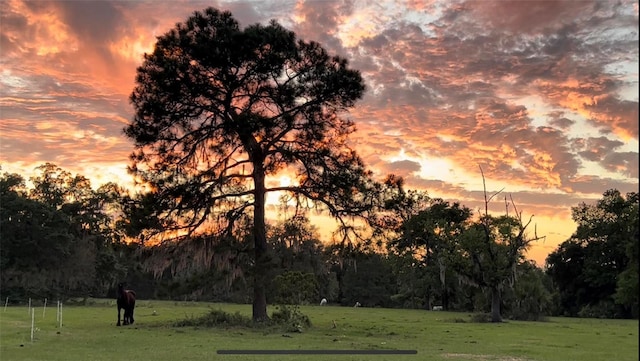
(1, 0, 638, 265)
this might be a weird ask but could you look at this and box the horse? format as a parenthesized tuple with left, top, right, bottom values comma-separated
(116, 283, 136, 326)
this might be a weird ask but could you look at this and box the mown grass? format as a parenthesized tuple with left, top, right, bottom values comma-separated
(0, 299, 637, 361)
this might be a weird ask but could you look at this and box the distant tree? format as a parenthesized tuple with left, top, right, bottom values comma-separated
(270, 215, 321, 269)
(0, 171, 90, 299)
(339, 249, 396, 307)
(124, 7, 373, 321)
(389, 198, 472, 310)
(453, 168, 543, 322)
(1, 164, 135, 299)
(545, 239, 589, 316)
(91, 182, 133, 294)
(546, 189, 638, 318)
(502, 260, 553, 321)
(268, 215, 336, 300)
(274, 271, 318, 305)
(29, 163, 73, 208)
(375, 176, 430, 231)
(142, 228, 254, 302)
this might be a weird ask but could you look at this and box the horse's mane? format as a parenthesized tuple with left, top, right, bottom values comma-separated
(117, 284, 135, 300)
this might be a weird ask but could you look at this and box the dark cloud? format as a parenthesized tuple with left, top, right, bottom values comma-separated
(291, 0, 354, 54)
(382, 159, 422, 177)
(585, 97, 639, 140)
(603, 152, 639, 178)
(574, 136, 625, 162)
(567, 175, 639, 195)
(222, 1, 265, 27)
(402, 175, 468, 195)
(460, 0, 599, 35)
(548, 115, 575, 130)
(55, 1, 126, 44)
(0, 5, 34, 58)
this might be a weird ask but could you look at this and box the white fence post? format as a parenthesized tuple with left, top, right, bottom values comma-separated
(30, 307, 35, 342)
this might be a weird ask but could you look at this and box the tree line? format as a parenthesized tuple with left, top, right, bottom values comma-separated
(1, 163, 637, 320)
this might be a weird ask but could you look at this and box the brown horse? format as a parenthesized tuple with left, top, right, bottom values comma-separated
(116, 283, 136, 326)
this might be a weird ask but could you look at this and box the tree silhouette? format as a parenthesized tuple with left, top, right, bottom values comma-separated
(546, 189, 638, 318)
(454, 167, 544, 322)
(124, 7, 374, 321)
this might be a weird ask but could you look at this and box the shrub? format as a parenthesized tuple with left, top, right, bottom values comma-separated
(469, 313, 492, 323)
(173, 309, 252, 328)
(578, 300, 617, 319)
(271, 304, 311, 332)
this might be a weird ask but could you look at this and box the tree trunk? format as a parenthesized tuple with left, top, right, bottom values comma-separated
(252, 166, 269, 322)
(425, 286, 431, 310)
(491, 286, 502, 322)
(442, 284, 449, 311)
(252, 261, 268, 322)
(438, 257, 448, 310)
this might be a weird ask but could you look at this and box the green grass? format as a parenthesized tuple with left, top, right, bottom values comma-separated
(1, 299, 638, 361)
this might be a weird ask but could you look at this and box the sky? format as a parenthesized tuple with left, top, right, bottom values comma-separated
(1, 0, 638, 265)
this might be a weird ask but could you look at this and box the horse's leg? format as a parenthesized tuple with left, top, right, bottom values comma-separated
(129, 305, 135, 325)
(123, 308, 129, 325)
(117, 307, 121, 326)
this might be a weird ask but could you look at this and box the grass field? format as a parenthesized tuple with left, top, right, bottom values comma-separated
(0, 299, 637, 361)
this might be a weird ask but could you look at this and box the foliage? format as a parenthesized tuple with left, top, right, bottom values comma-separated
(140, 230, 254, 302)
(124, 6, 376, 321)
(273, 271, 318, 305)
(502, 261, 552, 321)
(0, 176, 84, 298)
(369, 175, 431, 244)
(0, 166, 131, 300)
(452, 170, 543, 323)
(339, 250, 396, 307)
(387, 251, 429, 309)
(469, 313, 493, 323)
(577, 300, 618, 319)
(388, 197, 472, 310)
(268, 216, 339, 302)
(270, 304, 312, 332)
(546, 189, 638, 318)
(172, 305, 311, 333)
(173, 309, 252, 328)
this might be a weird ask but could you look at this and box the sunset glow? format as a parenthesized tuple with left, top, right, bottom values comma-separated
(1, 0, 638, 266)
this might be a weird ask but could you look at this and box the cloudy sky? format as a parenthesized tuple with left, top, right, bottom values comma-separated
(1, 0, 638, 265)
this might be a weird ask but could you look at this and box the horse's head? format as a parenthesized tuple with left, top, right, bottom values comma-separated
(117, 283, 126, 297)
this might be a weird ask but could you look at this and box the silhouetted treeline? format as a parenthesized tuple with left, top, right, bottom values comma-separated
(0, 164, 637, 319)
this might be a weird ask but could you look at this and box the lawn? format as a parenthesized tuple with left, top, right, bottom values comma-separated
(0, 299, 637, 361)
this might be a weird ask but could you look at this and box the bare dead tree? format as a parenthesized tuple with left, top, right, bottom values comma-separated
(464, 166, 545, 322)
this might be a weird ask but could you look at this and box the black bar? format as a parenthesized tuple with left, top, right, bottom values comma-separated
(217, 350, 417, 355)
